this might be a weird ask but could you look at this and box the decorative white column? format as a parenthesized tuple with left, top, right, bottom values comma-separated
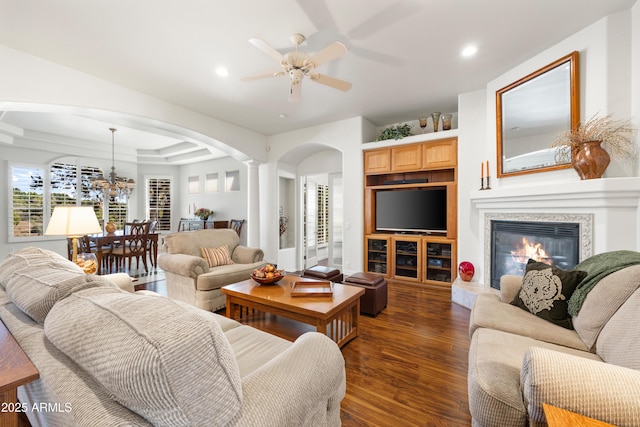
(245, 160, 261, 248)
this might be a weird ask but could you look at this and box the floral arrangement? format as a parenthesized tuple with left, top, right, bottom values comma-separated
(194, 207, 213, 220)
(552, 113, 636, 162)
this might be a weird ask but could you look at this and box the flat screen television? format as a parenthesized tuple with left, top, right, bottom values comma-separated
(375, 187, 447, 233)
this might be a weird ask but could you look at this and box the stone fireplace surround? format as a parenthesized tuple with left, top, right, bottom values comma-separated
(452, 177, 640, 309)
(485, 213, 592, 288)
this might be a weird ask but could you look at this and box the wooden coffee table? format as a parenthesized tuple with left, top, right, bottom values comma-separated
(222, 275, 365, 348)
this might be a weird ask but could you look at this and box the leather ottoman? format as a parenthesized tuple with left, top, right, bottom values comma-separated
(302, 265, 344, 283)
(343, 272, 388, 316)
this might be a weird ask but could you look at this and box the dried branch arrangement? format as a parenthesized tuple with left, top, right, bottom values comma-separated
(552, 113, 636, 162)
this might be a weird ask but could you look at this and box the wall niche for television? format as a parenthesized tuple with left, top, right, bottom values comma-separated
(363, 137, 458, 286)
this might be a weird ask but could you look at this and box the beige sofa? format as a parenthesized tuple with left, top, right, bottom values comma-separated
(158, 228, 267, 311)
(468, 263, 640, 426)
(0, 247, 345, 426)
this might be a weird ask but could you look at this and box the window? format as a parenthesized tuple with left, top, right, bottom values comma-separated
(50, 162, 106, 222)
(205, 173, 218, 192)
(108, 195, 128, 229)
(10, 161, 122, 241)
(188, 175, 199, 194)
(11, 165, 45, 238)
(225, 170, 240, 192)
(147, 178, 172, 231)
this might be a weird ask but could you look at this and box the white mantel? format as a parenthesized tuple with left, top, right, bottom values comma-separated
(470, 177, 640, 256)
(470, 177, 640, 210)
(452, 177, 640, 309)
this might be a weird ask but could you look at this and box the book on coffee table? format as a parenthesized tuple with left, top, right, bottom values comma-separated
(290, 280, 333, 297)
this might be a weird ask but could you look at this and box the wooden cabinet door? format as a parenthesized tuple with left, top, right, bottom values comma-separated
(423, 138, 457, 169)
(364, 149, 391, 174)
(392, 144, 422, 171)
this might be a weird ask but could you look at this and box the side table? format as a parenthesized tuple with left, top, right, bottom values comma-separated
(543, 403, 615, 427)
(0, 320, 39, 427)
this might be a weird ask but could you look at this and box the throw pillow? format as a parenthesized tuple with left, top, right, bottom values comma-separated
(201, 245, 234, 267)
(5, 262, 117, 323)
(511, 259, 587, 329)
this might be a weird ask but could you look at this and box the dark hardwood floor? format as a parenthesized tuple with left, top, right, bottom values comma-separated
(340, 281, 472, 426)
(140, 275, 473, 426)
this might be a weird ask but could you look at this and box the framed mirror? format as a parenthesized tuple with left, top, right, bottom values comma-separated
(497, 51, 579, 177)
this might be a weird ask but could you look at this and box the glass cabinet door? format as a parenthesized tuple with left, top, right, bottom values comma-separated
(425, 242, 452, 284)
(394, 238, 420, 280)
(366, 237, 388, 275)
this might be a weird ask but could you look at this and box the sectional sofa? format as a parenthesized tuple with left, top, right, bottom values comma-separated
(468, 255, 640, 426)
(0, 247, 345, 426)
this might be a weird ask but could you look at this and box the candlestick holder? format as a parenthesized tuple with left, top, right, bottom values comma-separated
(485, 176, 491, 190)
(479, 178, 485, 191)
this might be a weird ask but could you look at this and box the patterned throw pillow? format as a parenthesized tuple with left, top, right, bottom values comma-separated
(201, 245, 234, 267)
(511, 259, 587, 329)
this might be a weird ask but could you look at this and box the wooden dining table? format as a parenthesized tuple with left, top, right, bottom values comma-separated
(86, 230, 158, 275)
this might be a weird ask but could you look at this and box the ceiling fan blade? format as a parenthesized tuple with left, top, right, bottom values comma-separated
(310, 73, 352, 92)
(289, 82, 301, 102)
(347, 1, 420, 40)
(239, 71, 284, 82)
(296, 0, 338, 33)
(308, 41, 348, 68)
(248, 38, 284, 63)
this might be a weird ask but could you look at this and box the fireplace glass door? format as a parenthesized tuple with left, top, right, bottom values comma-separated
(490, 220, 580, 289)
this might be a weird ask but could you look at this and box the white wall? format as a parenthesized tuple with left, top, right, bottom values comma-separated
(0, 45, 267, 162)
(457, 10, 640, 285)
(177, 157, 248, 243)
(264, 117, 372, 275)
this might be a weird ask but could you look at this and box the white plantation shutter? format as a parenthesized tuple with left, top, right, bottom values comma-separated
(317, 184, 329, 245)
(148, 178, 171, 231)
(11, 165, 45, 238)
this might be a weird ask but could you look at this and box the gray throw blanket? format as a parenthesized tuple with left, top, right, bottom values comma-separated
(567, 250, 640, 316)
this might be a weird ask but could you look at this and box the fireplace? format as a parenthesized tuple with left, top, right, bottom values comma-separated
(489, 219, 582, 289)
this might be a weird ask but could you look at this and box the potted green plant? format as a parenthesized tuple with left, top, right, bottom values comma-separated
(552, 113, 636, 179)
(376, 123, 413, 141)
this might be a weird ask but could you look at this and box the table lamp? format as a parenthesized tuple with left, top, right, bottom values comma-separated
(45, 206, 103, 262)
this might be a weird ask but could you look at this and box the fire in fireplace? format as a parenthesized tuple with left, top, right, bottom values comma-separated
(490, 220, 580, 289)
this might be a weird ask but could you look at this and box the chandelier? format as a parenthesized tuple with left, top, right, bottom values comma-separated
(91, 128, 135, 197)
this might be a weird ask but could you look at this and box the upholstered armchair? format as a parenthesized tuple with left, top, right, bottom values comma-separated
(158, 229, 266, 311)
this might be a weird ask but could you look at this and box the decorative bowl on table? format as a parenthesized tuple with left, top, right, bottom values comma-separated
(251, 264, 285, 285)
(75, 253, 98, 275)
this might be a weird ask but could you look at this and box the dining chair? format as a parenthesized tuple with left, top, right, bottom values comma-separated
(229, 219, 245, 236)
(146, 220, 158, 268)
(109, 221, 151, 273)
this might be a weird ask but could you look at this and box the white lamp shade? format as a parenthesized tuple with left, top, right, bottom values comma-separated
(45, 206, 103, 237)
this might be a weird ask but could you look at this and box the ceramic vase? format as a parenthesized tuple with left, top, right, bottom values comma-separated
(458, 261, 475, 282)
(105, 222, 117, 233)
(572, 140, 610, 180)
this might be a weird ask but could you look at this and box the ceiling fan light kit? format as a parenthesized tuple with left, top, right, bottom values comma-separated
(242, 33, 351, 101)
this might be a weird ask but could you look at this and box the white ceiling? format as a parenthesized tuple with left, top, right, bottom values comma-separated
(0, 0, 636, 164)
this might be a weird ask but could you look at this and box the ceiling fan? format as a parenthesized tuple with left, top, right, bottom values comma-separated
(240, 33, 352, 102)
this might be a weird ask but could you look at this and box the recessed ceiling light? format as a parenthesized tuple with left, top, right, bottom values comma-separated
(216, 66, 229, 77)
(461, 45, 478, 58)
(278, 113, 288, 119)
